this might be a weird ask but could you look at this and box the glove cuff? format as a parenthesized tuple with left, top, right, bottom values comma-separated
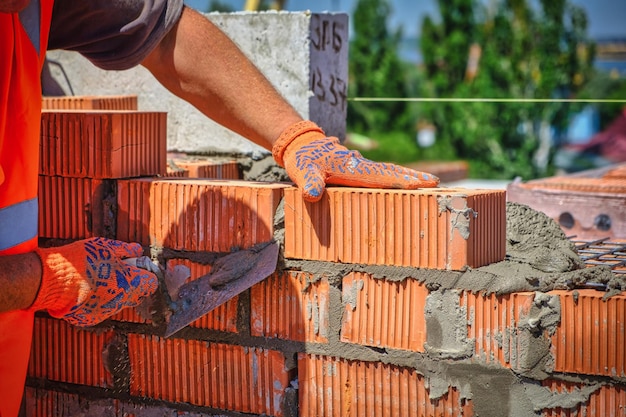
(272, 120, 325, 166)
(30, 247, 83, 317)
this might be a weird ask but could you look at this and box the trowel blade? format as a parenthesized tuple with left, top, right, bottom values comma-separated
(163, 241, 279, 338)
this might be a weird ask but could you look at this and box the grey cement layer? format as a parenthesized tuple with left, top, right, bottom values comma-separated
(46, 11, 348, 156)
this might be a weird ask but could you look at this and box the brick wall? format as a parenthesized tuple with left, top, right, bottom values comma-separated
(25, 104, 626, 416)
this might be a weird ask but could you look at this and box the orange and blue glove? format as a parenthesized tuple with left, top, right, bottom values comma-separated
(272, 121, 440, 202)
(30, 237, 158, 326)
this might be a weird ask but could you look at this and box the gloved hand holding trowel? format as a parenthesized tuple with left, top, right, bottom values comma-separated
(28, 238, 158, 326)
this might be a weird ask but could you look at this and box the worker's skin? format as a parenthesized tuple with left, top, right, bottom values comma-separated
(0, 6, 304, 313)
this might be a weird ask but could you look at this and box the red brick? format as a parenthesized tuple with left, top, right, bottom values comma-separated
(507, 170, 626, 239)
(116, 178, 287, 250)
(165, 164, 190, 177)
(542, 379, 625, 417)
(283, 186, 505, 270)
(250, 271, 329, 342)
(28, 317, 114, 388)
(298, 353, 473, 417)
(128, 335, 289, 415)
(40, 111, 167, 178)
(341, 272, 428, 351)
(38, 175, 114, 240)
(42, 95, 138, 110)
(463, 289, 626, 379)
(173, 159, 241, 179)
(462, 291, 536, 369)
(551, 289, 626, 377)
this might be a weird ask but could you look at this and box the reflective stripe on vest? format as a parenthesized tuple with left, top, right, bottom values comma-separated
(0, 198, 38, 251)
(19, 0, 41, 55)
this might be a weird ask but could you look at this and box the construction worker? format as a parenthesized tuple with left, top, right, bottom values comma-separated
(0, 1, 438, 414)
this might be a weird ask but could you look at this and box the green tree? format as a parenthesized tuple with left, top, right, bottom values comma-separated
(418, 0, 595, 179)
(207, 1, 235, 12)
(348, 0, 412, 134)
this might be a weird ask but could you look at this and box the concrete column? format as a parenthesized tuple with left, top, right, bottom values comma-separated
(46, 11, 349, 156)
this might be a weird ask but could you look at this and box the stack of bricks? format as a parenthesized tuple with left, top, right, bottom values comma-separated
(507, 163, 626, 239)
(26, 97, 626, 416)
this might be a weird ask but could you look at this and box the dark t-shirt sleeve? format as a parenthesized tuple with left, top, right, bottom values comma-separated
(48, 0, 184, 70)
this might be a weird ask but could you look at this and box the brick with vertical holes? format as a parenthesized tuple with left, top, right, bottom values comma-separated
(341, 272, 428, 352)
(28, 317, 114, 388)
(128, 334, 290, 415)
(283, 186, 506, 270)
(42, 95, 138, 111)
(116, 178, 288, 250)
(40, 110, 166, 178)
(298, 353, 474, 417)
(250, 271, 330, 343)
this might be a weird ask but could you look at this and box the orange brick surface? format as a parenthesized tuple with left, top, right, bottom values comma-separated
(40, 111, 167, 178)
(42, 95, 138, 111)
(116, 178, 287, 250)
(28, 317, 114, 388)
(173, 159, 241, 179)
(38, 175, 110, 239)
(284, 186, 506, 270)
(250, 272, 329, 343)
(298, 353, 474, 417)
(551, 289, 626, 377)
(462, 289, 626, 379)
(128, 335, 289, 415)
(165, 165, 190, 177)
(341, 272, 428, 351)
(462, 291, 536, 369)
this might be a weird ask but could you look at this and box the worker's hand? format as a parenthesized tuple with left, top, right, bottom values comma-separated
(31, 237, 158, 326)
(272, 121, 440, 202)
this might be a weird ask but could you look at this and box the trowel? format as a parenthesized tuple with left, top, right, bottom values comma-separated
(125, 241, 279, 337)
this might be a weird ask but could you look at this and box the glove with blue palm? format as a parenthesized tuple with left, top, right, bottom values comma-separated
(273, 121, 440, 202)
(31, 237, 157, 326)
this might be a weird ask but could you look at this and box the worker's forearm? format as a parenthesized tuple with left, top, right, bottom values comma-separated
(0, 252, 42, 312)
(141, 6, 303, 151)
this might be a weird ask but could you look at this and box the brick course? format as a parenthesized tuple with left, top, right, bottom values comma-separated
(283, 186, 506, 270)
(116, 178, 287, 250)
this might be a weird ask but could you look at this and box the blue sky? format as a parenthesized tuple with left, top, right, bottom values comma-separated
(186, 0, 625, 39)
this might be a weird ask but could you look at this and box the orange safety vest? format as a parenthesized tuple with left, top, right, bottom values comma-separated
(0, 1, 53, 415)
